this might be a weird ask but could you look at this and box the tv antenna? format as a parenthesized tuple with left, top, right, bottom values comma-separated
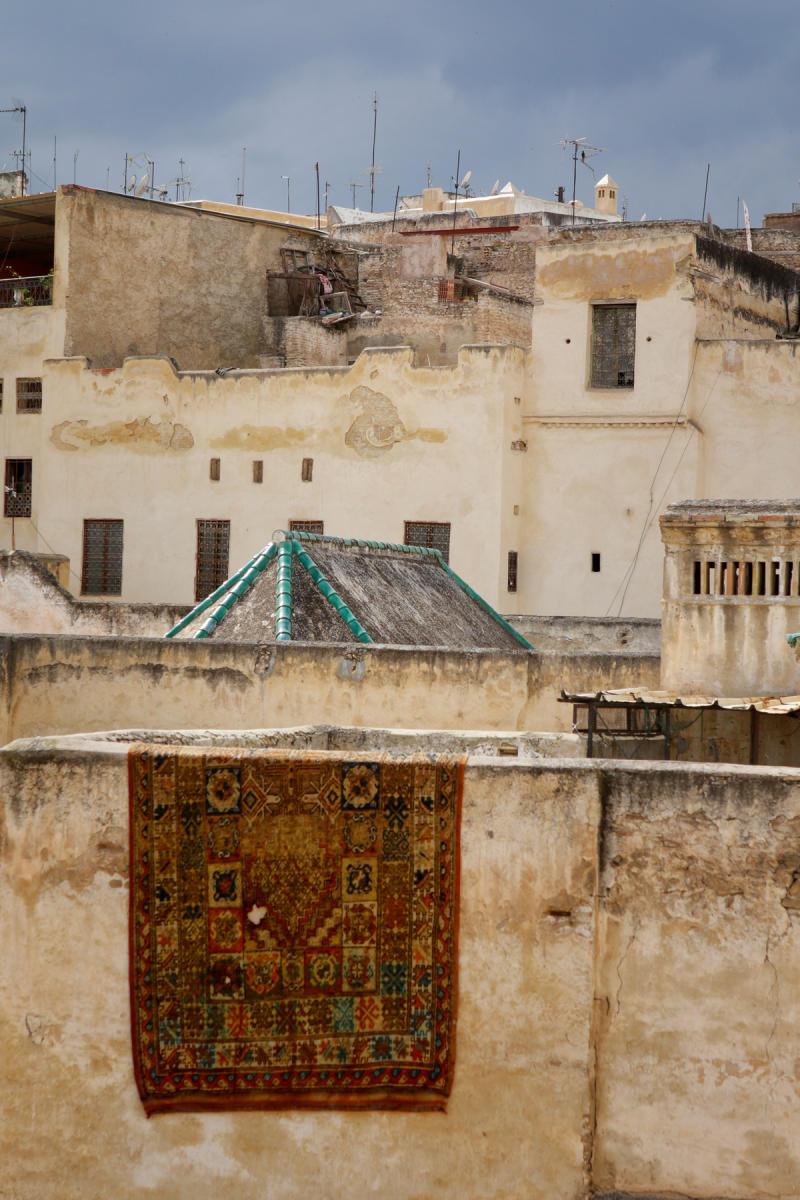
(236, 147, 246, 206)
(559, 136, 605, 225)
(426, 160, 432, 188)
(450, 151, 471, 254)
(349, 180, 364, 208)
(167, 159, 192, 202)
(1, 103, 27, 195)
(281, 175, 291, 212)
(367, 91, 381, 212)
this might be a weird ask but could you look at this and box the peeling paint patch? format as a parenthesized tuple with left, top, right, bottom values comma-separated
(50, 416, 194, 453)
(344, 386, 406, 457)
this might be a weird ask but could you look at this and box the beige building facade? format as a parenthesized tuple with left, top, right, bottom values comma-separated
(2, 188, 800, 616)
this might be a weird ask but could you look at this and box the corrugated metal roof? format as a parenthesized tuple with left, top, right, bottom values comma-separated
(561, 687, 800, 716)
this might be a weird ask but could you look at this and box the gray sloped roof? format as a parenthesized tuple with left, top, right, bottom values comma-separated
(167, 532, 532, 651)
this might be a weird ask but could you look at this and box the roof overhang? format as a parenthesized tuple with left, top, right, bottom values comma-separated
(0, 191, 56, 267)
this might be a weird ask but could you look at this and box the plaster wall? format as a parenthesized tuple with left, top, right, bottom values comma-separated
(593, 761, 800, 1199)
(0, 345, 523, 607)
(0, 634, 660, 746)
(59, 188, 322, 370)
(4, 737, 800, 1199)
(0, 552, 185, 637)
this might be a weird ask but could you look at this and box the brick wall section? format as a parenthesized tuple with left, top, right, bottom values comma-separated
(475, 293, 532, 346)
(284, 318, 348, 367)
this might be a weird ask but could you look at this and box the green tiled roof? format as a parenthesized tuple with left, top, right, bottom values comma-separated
(166, 530, 533, 651)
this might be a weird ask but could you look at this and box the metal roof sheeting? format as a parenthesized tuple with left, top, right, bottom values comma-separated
(561, 687, 800, 716)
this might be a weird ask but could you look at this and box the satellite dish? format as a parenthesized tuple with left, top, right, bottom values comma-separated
(135, 173, 149, 197)
(460, 169, 472, 188)
(489, 179, 500, 196)
(127, 175, 137, 193)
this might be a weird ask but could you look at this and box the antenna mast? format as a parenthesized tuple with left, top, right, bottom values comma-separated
(559, 136, 604, 226)
(369, 92, 378, 212)
(1, 104, 27, 195)
(236, 147, 246, 206)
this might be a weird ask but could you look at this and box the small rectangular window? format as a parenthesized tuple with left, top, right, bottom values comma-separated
(591, 552, 601, 573)
(252, 460, 263, 483)
(16, 377, 42, 412)
(0, 379, 4, 411)
(209, 457, 221, 481)
(404, 521, 451, 564)
(590, 304, 635, 389)
(195, 519, 230, 601)
(81, 519, 123, 595)
(507, 550, 518, 592)
(4, 459, 32, 517)
(289, 520, 324, 535)
(301, 458, 313, 482)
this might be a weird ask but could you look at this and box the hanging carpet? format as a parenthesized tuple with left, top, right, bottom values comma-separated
(129, 746, 462, 1114)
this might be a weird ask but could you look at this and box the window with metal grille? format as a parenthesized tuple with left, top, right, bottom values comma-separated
(252, 460, 263, 483)
(507, 550, 518, 592)
(195, 519, 230, 601)
(81, 519, 123, 595)
(16, 377, 42, 412)
(590, 304, 635, 388)
(289, 520, 324, 535)
(404, 520, 451, 564)
(4, 459, 32, 517)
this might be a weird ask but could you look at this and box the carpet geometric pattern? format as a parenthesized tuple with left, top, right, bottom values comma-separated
(129, 747, 462, 1113)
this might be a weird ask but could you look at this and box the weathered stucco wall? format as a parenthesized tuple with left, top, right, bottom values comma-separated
(593, 761, 800, 1199)
(4, 735, 800, 1199)
(0, 738, 598, 1200)
(0, 633, 659, 746)
(0, 344, 524, 608)
(60, 187, 322, 370)
(0, 551, 186, 637)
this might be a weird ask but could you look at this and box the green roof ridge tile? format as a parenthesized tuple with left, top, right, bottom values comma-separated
(165, 542, 277, 639)
(275, 539, 293, 641)
(436, 554, 534, 650)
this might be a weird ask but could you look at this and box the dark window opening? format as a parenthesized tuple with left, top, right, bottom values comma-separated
(771, 560, 781, 596)
(591, 552, 601, 573)
(16, 377, 42, 412)
(289, 520, 324, 535)
(404, 520, 451, 564)
(81, 519, 123, 595)
(209, 457, 221, 481)
(195, 519, 230, 602)
(301, 458, 313, 482)
(507, 551, 518, 592)
(252, 460, 263, 483)
(693, 560, 701, 595)
(0, 379, 3, 411)
(4, 459, 32, 517)
(757, 561, 766, 596)
(590, 304, 635, 389)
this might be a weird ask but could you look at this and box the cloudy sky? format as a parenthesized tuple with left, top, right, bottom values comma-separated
(3, 0, 798, 225)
